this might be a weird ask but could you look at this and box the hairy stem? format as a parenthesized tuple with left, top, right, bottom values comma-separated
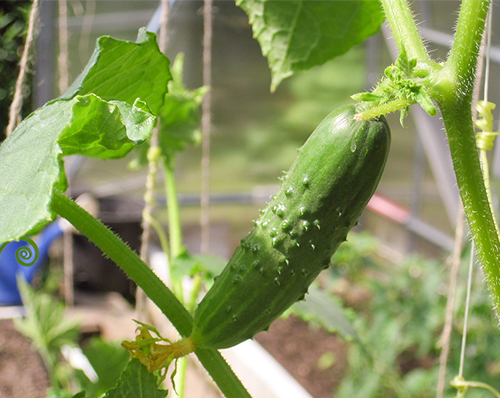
(433, 0, 500, 312)
(51, 188, 193, 335)
(438, 99, 500, 312)
(379, 0, 430, 62)
(50, 189, 252, 398)
(445, 0, 491, 85)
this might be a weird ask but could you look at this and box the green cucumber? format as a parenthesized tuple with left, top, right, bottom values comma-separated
(190, 104, 391, 350)
(124, 104, 391, 366)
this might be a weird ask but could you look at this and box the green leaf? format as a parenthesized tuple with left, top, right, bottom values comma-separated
(62, 28, 171, 115)
(130, 54, 207, 169)
(415, 88, 436, 116)
(77, 338, 130, 397)
(47, 388, 86, 398)
(172, 253, 227, 280)
(159, 54, 207, 160)
(103, 359, 168, 398)
(288, 285, 361, 344)
(351, 92, 382, 102)
(14, 278, 80, 357)
(236, 0, 384, 91)
(0, 94, 155, 243)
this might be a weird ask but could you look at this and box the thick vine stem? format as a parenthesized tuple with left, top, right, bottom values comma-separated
(50, 188, 194, 335)
(381, 0, 500, 311)
(438, 99, 500, 313)
(445, 0, 491, 89)
(433, 0, 500, 313)
(50, 189, 252, 398)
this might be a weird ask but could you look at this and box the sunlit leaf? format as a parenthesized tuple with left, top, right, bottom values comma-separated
(0, 95, 155, 243)
(62, 28, 171, 115)
(103, 359, 167, 398)
(236, 0, 384, 91)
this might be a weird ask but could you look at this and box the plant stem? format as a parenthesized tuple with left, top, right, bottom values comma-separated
(378, 0, 430, 62)
(196, 348, 252, 398)
(50, 189, 252, 398)
(164, 159, 183, 259)
(438, 99, 500, 312)
(51, 188, 193, 336)
(434, 0, 500, 311)
(445, 0, 491, 90)
(164, 158, 185, 303)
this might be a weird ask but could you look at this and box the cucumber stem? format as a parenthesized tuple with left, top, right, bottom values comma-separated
(379, 0, 430, 62)
(433, 0, 500, 312)
(50, 189, 253, 398)
(164, 158, 184, 259)
(50, 188, 194, 335)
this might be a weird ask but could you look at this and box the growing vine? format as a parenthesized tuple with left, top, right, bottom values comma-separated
(0, 0, 499, 397)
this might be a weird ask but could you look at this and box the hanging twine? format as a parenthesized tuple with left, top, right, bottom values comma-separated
(139, 0, 169, 264)
(58, 0, 69, 94)
(136, 0, 170, 321)
(6, 0, 41, 137)
(200, 0, 213, 254)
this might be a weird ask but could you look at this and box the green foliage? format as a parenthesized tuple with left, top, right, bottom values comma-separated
(352, 47, 436, 125)
(103, 359, 168, 398)
(159, 54, 207, 161)
(335, 249, 500, 398)
(62, 29, 171, 115)
(171, 252, 227, 281)
(0, 29, 171, 244)
(331, 230, 379, 280)
(0, 95, 155, 242)
(0, 0, 31, 140)
(76, 338, 131, 397)
(15, 278, 80, 357)
(14, 278, 80, 392)
(130, 53, 207, 169)
(288, 285, 361, 345)
(236, 0, 384, 91)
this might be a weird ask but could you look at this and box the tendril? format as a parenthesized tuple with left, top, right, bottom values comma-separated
(0, 237, 39, 267)
(475, 100, 499, 151)
(473, 100, 500, 235)
(451, 376, 500, 398)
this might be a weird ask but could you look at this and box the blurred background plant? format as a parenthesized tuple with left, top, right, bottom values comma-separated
(0, 0, 31, 142)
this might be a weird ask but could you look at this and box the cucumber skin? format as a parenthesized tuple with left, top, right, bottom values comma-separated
(191, 105, 391, 350)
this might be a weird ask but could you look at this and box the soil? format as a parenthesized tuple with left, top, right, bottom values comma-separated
(0, 314, 347, 398)
(0, 319, 50, 398)
(256, 315, 348, 398)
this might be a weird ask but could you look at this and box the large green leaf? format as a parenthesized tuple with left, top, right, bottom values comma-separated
(77, 338, 131, 397)
(130, 54, 207, 169)
(0, 95, 155, 243)
(103, 359, 167, 398)
(159, 54, 207, 160)
(62, 29, 171, 115)
(236, 0, 385, 90)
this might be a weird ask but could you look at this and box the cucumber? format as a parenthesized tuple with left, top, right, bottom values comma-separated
(190, 104, 391, 350)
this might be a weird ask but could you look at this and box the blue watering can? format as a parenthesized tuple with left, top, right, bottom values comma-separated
(0, 221, 64, 305)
